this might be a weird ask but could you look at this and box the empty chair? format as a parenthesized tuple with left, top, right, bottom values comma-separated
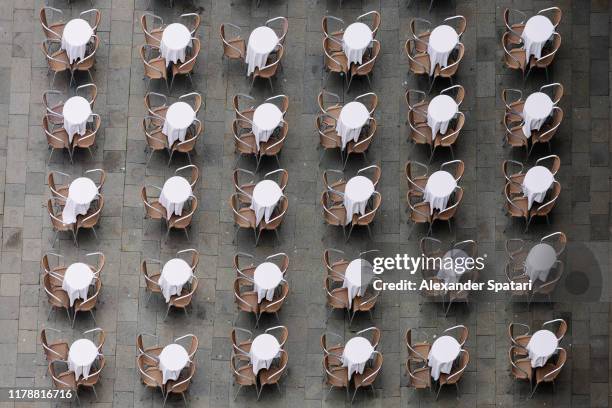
(430, 43, 464, 92)
(529, 107, 563, 156)
(356, 327, 381, 348)
(137, 354, 165, 396)
(252, 45, 284, 91)
(527, 33, 562, 81)
(323, 37, 349, 86)
(230, 193, 257, 243)
(71, 35, 99, 85)
(141, 13, 164, 47)
(453, 239, 477, 259)
(502, 32, 526, 77)
(231, 354, 258, 400)
(264, 169, 289, 191)
(137, 333, 163, 366)
(535, 155, 560, 176)
(440, 159, 464, 182)
(320, 332, 344, 367)
(502, 160, 525, 197)
(140, 45, 168, 92)
(47, 171, 71, 200)
(317, 114, 343, 163)
(355, 92, 379, 115)
(75, 195, 103, 242)
(79, 8, 101, 33)
(234, 253, 256, 281)
(346, 191, 381, 240)
(322, 15, 345, 53)
(348, 40, 381, 91)
(540, 83, 564, 105)
(144, 92, 168, 126)
(179, 92, 204, 114)
(48, 360, 79, 403)
(409, 17, 432, 53)
(443, 325, 468, 347)
(323, 248, 349, 283)
(265, 16, 289, 44)
(530, 348, 566, 398)
(141, 185, 166, 221)
(41, 328, 69, 362)
(405, 38, 430, 79)
(408, 110, 432, 153)
(232, 168, 256, 204)
(84, 169, 105, 192)
(541, 231, 567, 256)
(171, 37, 201, 89)
(175, 165, 199, 189)
(406, 360, 431, 392)
(231, 327, 254, 357)
(405, 160, 428, 198)
(419, 236, 443, 258)
(47, 198, 77, 247)
(357, 164, 381, 187)
(357, 11, 381, 36)
(42, 39, 71, 88)
(44, 114, 72, 163)
(504, 182, 529, 229)
(325, 277, 349, 321)
(503, 114, 528, 155)
(175, 334, 199, 361)
(322, 169, 346, 204)
(318, 89, 342, 119)
(436, 349, 469, 399)
(233, 94, 256, 122)
(220, 23, 246, 64)
(529, 261, 563, 305)
(542, 318, 567, 341)
(232, 119, 258, 167)
(509, 345, 532, 390)
(431, 186, 463, 232)
(143, 116, 169, 166)
(527, 181, 561, 230)
(72, 113, 101, 159)
(321, 191, 347, 238)
(180, 12, 201, 36)
(42, 89, 65, 127)
(257, 121, 288, 170)
(406, 328, 430, 362)
(444, 15, 467, 37)
(258, 281, 288, 323)
(265, 94, 289, 115)
(502, 88, 524, 120)
(351, 351, 382, 403)
(257, 196, 288, 245)
(42, 252, 66, 287)
(405, 89, 428, 125)
(344, 118, 377, 169)
(323, 355, 349, 399)
(233, 277, 259, 325)
(72, 277, 101, 327)
(166, 196, 198, 242)
(168, 118, 202, 165)
(407, 197, 432, 236)
(537, 6, 562, 28)
(164, 276, 198, 320)
(503, 8, 527, 40)
(350, 285, 379, 324)
(430, 112, 464, 161)
(508, 322, 531, 350)
(40, 7, 65, 40)
(505, 238, 526, 263)
(141, 259, 162, 305)
(43, 273, 71, 321)
(77, 355, 104, 400)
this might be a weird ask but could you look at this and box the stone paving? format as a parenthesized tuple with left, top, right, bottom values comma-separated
(0, 0, 610, 406)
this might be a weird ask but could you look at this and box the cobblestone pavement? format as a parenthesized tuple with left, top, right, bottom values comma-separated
(0, 0, 610, 406)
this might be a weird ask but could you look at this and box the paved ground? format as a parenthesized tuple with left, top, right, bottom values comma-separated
(0, 0, 610, 406)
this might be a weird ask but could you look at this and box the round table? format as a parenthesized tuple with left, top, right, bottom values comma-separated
(62, 96, 92, 142)
(436, 249, 469, 284)
(522, 92, 554, 137)
(427, 25, 459, 75)
(343, 259, 374, 308)
(61, 19, 93, 63)
(342, 22, 373, 65)
(159, 176, 193, 219)
(427, 335, 461, 380)
(162, 102, 196, 146)
(62, 262, 95, 307)
(253, 262, 283, 303)
(423, 171, 457, 215)
(62, 177, 98, 224)
(246, 26, 279, 76)
(521, 15, 554, 59)
(336, 102, 370, 150)
(526, 330, 558, 368)
(252, 103, 283, 150)
(250, 180, 283, 226)
(68, 338, 98, 379)
(343, 176, 375, 226)
(522, 166, 554, 210)
(427, 95, 458, 138)
(160, 23, 192, 66)
(158, 344, 190, 384)
(159, 258, 193, 302)
(342, 337, 374, 379)
(249, 333, 281, 374)
(524, 243, 557, 282)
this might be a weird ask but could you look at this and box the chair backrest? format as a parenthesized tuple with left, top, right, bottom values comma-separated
(536, 107, 563, 142)
(76, 278, 101, 311)
(141, 259, 161, 291)
(540, 348, 566, 383)
(440, 159, 464, 181)
(419, 237, 442, 258)
(356, 191, 381, 226)
(320, 331, 343, 354)
(410, 17, 431, 40)
(356, 327, 381, 348)
(175, 165, 199, 189)
(175, 334, 199, 359)
(47, 198, 72, 229)
(74, 35, 99, 71)
(41, 328, 66, 360)
(357, 10, 381, 35)
(265, 16, 289, 44)
(354, 40, 380, 76)
(141, 13, 164, 45)
(265, 94, 289, 115)
(41, 39, 70, 72)
(537, 6, 562, 27)
(405, 89, 427, 112)
(49, 360, 76, 390)
(180, 13, 201, 36)
(405, 39, 429, 75)
(508, 321, 529, 343)
(180, 92, 203, 113)
(176, 38, 201, 74)
(534, 33, 561, 67)
(261, 195, 288, 230)
(436, 187, 463, 220)
(439, 43, 464, 77)
(501, 88, 523, 111)
(540, 231, 567, 256)
(232, 93, 255, 121)
(502, 159, 524, 181)
(318, 89, 341, 114)
(261, 121, 287, 156)
(265, 169, 289, 191)
(405, 160, 428, 190)
(140, 44, 166, 79)
(141, 186, 165, 219)
(438, 112, 464, 146)
(453, 239, 477, 259)
(534, 181, 560, 215)
(350, 118, 377, 153)
(171, 276, 198, 308)
(256, 44, 284, 78)
(78, 195, 104, 228)
(323, 38, 346, 72)
(542, 318, 567, 341)
(170, 196, 198, 229)
(444, 324, 468, 346)
(322, 15, 345, 37)
(355, 92, 378, 115)
(503, 8, 527, 34)
(535, 155, 560, 175)
(501, 32, 525, 70)
(440, 84, 465, 107)
(357, 164, 381, 187)
(40, 7, 64, 40)
(220, 23, 245, 59)
(175, 120, 202, 152)
(444, 15, 467, 36)
(540, 83, 563, 104)
(266, 252, 289, 274)
(446, 349, 469, 384)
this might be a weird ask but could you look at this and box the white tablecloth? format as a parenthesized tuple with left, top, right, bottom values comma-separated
(524, 243, 557, 282)
(522, 166, 554, 209)
(526, 330, 558, 368)
(436, 249, 469, 284)
(427, 25, 459, 75)
(428, 335, 460, 380)
(246, 26, 279, 76)
(342, 259, 373, 308)
(253, 262, 283, 303)
(249, 334, 281, 374)
(158, 344, 190, 384)
(162, 102, 196, 146)
(522, 92, 553, 137)
(62, 177, 98, 224)
(68, 339, 98, 379)
(160, 23, 192, 67)
(252, 103, 283, 151)
(62, 96, 92, 143)
(159, 258, 193, 302)
(61, 19, 93, 63)
(249, 180, 283, 226)
(427, 95, 458, 138)
(336, 102, 370, 150)
(343, 176, 375, 225)
(521, 15, 554, 60)
(342, 337, 374, 379)
(342, 22, 373, 65)
(159, 176, 193, 219)
(62, 262, 95, 306)
(423, 171, 457, 215)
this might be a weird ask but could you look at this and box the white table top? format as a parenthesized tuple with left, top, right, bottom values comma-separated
(338, 102, 370, 130)
(524, 92, 554, 121)
(68, 177, 98, 206)
(343, 22, 373, 51)
(63, 19, 93, 48)
(525, 243, 557, 273)
(253, 103, 283, 132)
(69, 338, 98, 366)
(523, 166, 554, 195)
(425, 171, 457, 198)
(523, 15, 554, 43)
(345, 176, 375, 203)
(251, 333, 281, 361)
(343, 337, 374, 365)
(254, 262, 283, 291)
(64, 263, 95, 291)
(248, 26, 279, 55)
(429, 335, 461, 364)
(161, 258, 193, 286)
(428, 25, 459, 54)
(428, 95, 458, 123)
(165, 102, 196, 131)
(159, 343, 189, 372)
(252, 180, 282, 208)
(162, 176, 192, 204)
(345, 259, 374, 289)
(162, 23, 191, 51)
(63, 96, 92, 127)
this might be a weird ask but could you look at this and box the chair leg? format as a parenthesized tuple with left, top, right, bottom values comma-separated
(72, 229, 79, 247)
(164, 305, 171, 321)
(435, 383, 443, 400)
(429, 0, 434, 11)
(184, 227, 190, 241)
(447, 219, 452, 232)
(91, 227, 99, 241)
(351, 387, 358, 403)
(48, 147, 55, 164)
(167, 150, 175, 166)
(529, 382, 540, 398)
